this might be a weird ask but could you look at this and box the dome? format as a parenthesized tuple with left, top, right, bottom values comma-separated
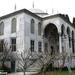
(28, 8, 45, 13)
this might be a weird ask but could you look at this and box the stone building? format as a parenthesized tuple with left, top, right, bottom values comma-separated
(0, 7, 75, 72)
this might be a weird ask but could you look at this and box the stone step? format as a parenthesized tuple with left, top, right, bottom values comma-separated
(6, 72, 38, 75)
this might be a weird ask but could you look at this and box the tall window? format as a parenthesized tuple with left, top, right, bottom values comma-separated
(11, 38, 16, 51)
(61, 25, 65, 42)
(11, 18, 16, 33)
(30, 40, 34, 52)
(44, 43, 48, 52)
(31, 19, 34, 34)
(0, 22, 4, 35)
(38, 22, 41, 35)
(72, 31, 74, 53)
(38, 42, 42, 52)
(67, 27, 71, 48)
(0, 40, 4, 52)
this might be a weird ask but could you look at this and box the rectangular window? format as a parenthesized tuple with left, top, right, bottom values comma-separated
(11, 38, 16, 51)
(0, 40, 4, 52)
(38, 42, 42, 52)
(44, 43, 48, 52)
(30, 40, 34, 52)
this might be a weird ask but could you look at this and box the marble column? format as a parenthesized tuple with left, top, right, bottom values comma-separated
(59, 33, 62, 53)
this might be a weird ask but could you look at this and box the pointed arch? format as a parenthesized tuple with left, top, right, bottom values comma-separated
(43, 23, 59, 52)
(44, 23, 58, 38)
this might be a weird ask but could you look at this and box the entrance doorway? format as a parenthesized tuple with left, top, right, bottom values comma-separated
(44, 23, 59, 52)
(11, 61, 15, 72)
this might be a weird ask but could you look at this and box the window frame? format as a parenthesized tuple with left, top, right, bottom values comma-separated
(38, 41, 42, 52)
(30, 40, 35, 52)
(0, 40, 4, 52)
(30, 19, 35, 34)
(11, 18, 16, 33)
(0, 22, 4, 35)
(11, 38, 16, 51)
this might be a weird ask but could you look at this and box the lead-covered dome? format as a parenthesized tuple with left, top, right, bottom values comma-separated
(28, 8, 48, 17)
(29, 8, 45, 14)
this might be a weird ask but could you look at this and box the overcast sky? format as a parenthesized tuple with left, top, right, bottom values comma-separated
(0, 0, 75, 22)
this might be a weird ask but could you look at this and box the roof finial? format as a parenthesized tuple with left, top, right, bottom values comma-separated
(46, 9, 47, 13)
(32, 2, 34, 8)
(57, 10, 58, 14)
(15, 3, 17, 11)
(52, 7, 54, 14)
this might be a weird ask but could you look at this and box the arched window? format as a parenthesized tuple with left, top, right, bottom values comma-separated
(38, 22, 41, 35)
(31, 19, 35, 34)
(11, 18, 16, 33)
(72, 31, 74, 53)
(0, 22, 4, 35)
(67, 27, 71, 47)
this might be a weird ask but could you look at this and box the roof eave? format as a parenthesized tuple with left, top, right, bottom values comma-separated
(42, 14, 74, 27)
(0, 9, 42, 20)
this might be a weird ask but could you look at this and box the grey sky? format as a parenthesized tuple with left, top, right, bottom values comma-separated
(0, 0, 75, 22)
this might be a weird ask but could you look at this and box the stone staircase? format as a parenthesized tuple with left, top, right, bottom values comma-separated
(26, 51, 56, 72)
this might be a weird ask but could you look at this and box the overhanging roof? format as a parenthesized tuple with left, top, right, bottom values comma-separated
(0, 8, 74, 28)
(42, 14, 74, 27)
(0, 9, 42, 20)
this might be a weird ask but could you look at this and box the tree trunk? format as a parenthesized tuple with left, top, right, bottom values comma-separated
(42, 67, 46, 75)
(23, 70, 26, 75)
(42, 71, 46, 75)
(1, 62, 5, 69)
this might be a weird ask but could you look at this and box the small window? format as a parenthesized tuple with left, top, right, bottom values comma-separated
(38, 22, 41, 35)
(31, 19, 35, 34)
(30, 40, 34, 52)
(11, 38, 16, 51)
(0, 22, 4, 35)
(38, 42, 42, 52)
(11, 18, 16, 33)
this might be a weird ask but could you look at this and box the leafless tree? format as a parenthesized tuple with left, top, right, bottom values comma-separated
(33, 51, 70, 75)
(15, 49, 74, 75)
(0, 40, 13, 72)
(30, 51, 53, 75)
(15, 50, 37, 75)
